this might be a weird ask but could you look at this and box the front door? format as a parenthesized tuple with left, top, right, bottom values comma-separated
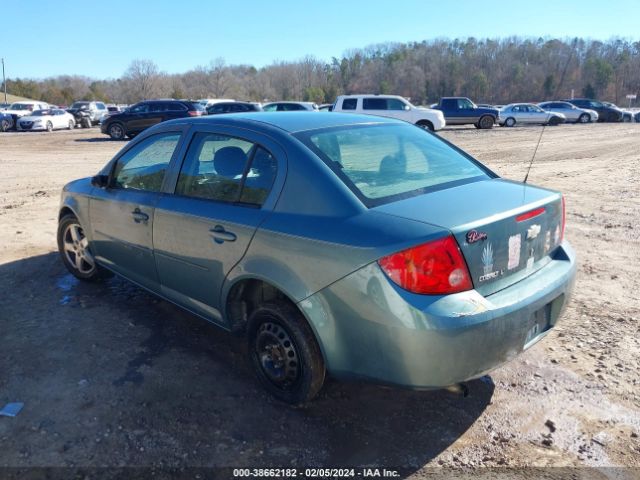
(89, 131, 182, 291)
(153, 130, 280, 324)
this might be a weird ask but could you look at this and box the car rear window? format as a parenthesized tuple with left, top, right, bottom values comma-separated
(296, 124, 491, 207)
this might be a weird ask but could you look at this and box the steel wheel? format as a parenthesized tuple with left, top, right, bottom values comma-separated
(254, 321, 301, 389)
(62, 223, 96, 275)
(579, 113, 590, 123)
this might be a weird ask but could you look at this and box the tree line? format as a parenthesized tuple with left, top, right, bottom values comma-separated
(3, 37, 640, 107)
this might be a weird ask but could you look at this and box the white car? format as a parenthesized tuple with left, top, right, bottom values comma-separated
(333, 94, 446, 131)
(262, 101, 319, 112)
(3, 101, 51, 124)
(499, 103, 566, 127)
(538, 101, 598, 123)
(16, 109, 75, 132)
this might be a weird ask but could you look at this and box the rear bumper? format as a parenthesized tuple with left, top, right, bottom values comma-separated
(300, 241, 576, 388)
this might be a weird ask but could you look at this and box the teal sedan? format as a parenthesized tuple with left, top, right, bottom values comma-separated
(57, 112, 576, 404)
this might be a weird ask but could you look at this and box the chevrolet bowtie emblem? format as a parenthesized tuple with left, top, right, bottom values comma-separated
(526, 224, 542, 240)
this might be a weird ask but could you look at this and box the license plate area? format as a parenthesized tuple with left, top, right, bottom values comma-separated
(524, 302, 552, 348)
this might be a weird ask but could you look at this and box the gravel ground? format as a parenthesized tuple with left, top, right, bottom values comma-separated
(0, 124, 639, 478)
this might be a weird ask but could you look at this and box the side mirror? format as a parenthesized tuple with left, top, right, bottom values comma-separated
(91, 174, 109, 188)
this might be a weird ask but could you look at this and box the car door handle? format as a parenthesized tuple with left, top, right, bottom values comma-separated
(131, 208, 149, 224)
(209, 225, 237, 244)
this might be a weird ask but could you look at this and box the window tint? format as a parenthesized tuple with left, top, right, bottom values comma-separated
(262, 104, 277, 112)
(363, 98, 387, 110)
(240, 147, 277, 205)
(342, 98, 357, 110)
(167, 102, 187, 112)
(130, 103, 149, 114)
(297, 124, 489, 206)
(441, 99, 457, 109)
(149, 103, 166, 113)
(176, 133, 253, 203)
(113, 133, 180, 192)
(96, 103, 106, 110)
(387, 98, 407, 110)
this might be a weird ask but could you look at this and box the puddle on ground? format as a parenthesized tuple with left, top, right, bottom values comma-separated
(56, 274, 79, 292)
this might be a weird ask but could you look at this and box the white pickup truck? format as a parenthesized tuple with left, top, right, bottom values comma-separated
(332, 94, 446, 131)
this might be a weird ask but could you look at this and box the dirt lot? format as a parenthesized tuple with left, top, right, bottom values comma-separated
(0, 124, 639, 477)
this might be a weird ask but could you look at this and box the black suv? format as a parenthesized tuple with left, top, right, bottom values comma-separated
(564, 98, 623, 122)
(206, 101, 262, 115)
(101, 100, 205, 140)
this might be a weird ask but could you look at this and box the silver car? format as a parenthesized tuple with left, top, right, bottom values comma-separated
(538, 101, 598, 123)
(499, 103, 566, 127)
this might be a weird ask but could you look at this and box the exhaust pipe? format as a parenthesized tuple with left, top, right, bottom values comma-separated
(445, 383, 469, 397)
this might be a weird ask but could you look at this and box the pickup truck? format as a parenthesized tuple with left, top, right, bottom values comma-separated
(432, 97, 499, 129)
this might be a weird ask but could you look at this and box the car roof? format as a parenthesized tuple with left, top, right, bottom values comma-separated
(167, 111, 401, 133)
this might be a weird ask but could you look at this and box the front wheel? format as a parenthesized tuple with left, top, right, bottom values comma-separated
(248, 302, 325, 404)
(504, 117, 516, 127)
(108, 123, 125, 140)
(68, 120, 74, 130)
(0, 119, 10, 132)
(578, 113, 590, 123)
(46, 121, 53, 132)
(416, 120, 434, 131)
(81, 117, 91, 128)
(57, 214, 107, 281)
(478, 115, 495, 129)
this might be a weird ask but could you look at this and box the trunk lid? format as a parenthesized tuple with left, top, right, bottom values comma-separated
(373, 179, 564, 296)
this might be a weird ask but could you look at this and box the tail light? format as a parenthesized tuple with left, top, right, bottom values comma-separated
(378, 236, 473, 295)
(560, 195, 566, 242)
(187, 110, 202, 116)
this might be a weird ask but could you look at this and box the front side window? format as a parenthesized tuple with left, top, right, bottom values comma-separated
(457, 99, 474, 109)
(129, 103, 149, 114)
(112, 133, 180, 192)
(296, 124, 490, 206)
(176, 133, 277, 206)
(262, 104, 277, 112)
(342, 98, 357, 110)
(363, 98, 387, 110)
(386, 98, 407, 110)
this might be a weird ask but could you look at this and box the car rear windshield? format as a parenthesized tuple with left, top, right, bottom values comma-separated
(296, 124, 492, 207)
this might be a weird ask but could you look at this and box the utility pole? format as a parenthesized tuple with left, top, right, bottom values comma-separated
(1, 58, 6, 103)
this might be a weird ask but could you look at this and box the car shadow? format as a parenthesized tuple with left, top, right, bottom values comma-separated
(0, 252, 494, 473)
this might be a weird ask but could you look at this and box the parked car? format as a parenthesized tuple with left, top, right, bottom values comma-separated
(433, 97, 499, 129)
(57, 112, 575, 403)
(564, 98, 623, 122)
(16, 108, 75, 132)
(0, 111, 13, 131)
(206, 101, 262, 114)
(499, 103, 566, 127)
(635, 111, 640, 123)
(538, 101, 598, 123)
(100, 99, 205, 140)
(66, 101, 108, 127)
(601, 102, 633, 122)
(3, 101, 51, 128)
(262, 101, 319, 112)
(333, 94, 445, 131)
(0, 102, 11, 111)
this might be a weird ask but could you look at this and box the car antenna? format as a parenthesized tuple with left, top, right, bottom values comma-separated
(523, 123, 547, 184)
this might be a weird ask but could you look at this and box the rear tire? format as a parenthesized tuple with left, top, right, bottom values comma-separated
(478, 115, 494, 129)
(81, 117, 91, 128)
(248, 302, 325, 404)
(416, 120, 434, 131)
(0, 119, 10, 132)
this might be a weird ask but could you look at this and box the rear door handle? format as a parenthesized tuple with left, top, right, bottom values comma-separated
(209, 225, 237, 244)
(131, 208, 149, 224)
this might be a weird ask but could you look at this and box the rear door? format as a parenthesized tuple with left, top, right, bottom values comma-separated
(153, 126, 284, 324)
(89, 130, 184, 291)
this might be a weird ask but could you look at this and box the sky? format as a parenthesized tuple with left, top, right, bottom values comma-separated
(2, 0, 639, 79)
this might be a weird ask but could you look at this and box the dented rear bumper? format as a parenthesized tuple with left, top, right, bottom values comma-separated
(299, 241, 576, 388)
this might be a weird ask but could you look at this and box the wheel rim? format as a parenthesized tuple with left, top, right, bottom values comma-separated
(47, 122, 53, 132)
(62, 223, 96, 275)
(255, 321, 300, 389)
(69, 121, 73, 129)
(507, 118, 515, 127)
(110, 125, 123, 138)
(580, 115, 588, 123)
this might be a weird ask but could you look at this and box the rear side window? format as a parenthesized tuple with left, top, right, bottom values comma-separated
(296, 124, 490, 207)
(363, 98, 387, 110)
(112, 133, 180, 192)
(167, 102, 187, 111)
(176, 133, 276, 206)
(342, 98, 357, 110)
